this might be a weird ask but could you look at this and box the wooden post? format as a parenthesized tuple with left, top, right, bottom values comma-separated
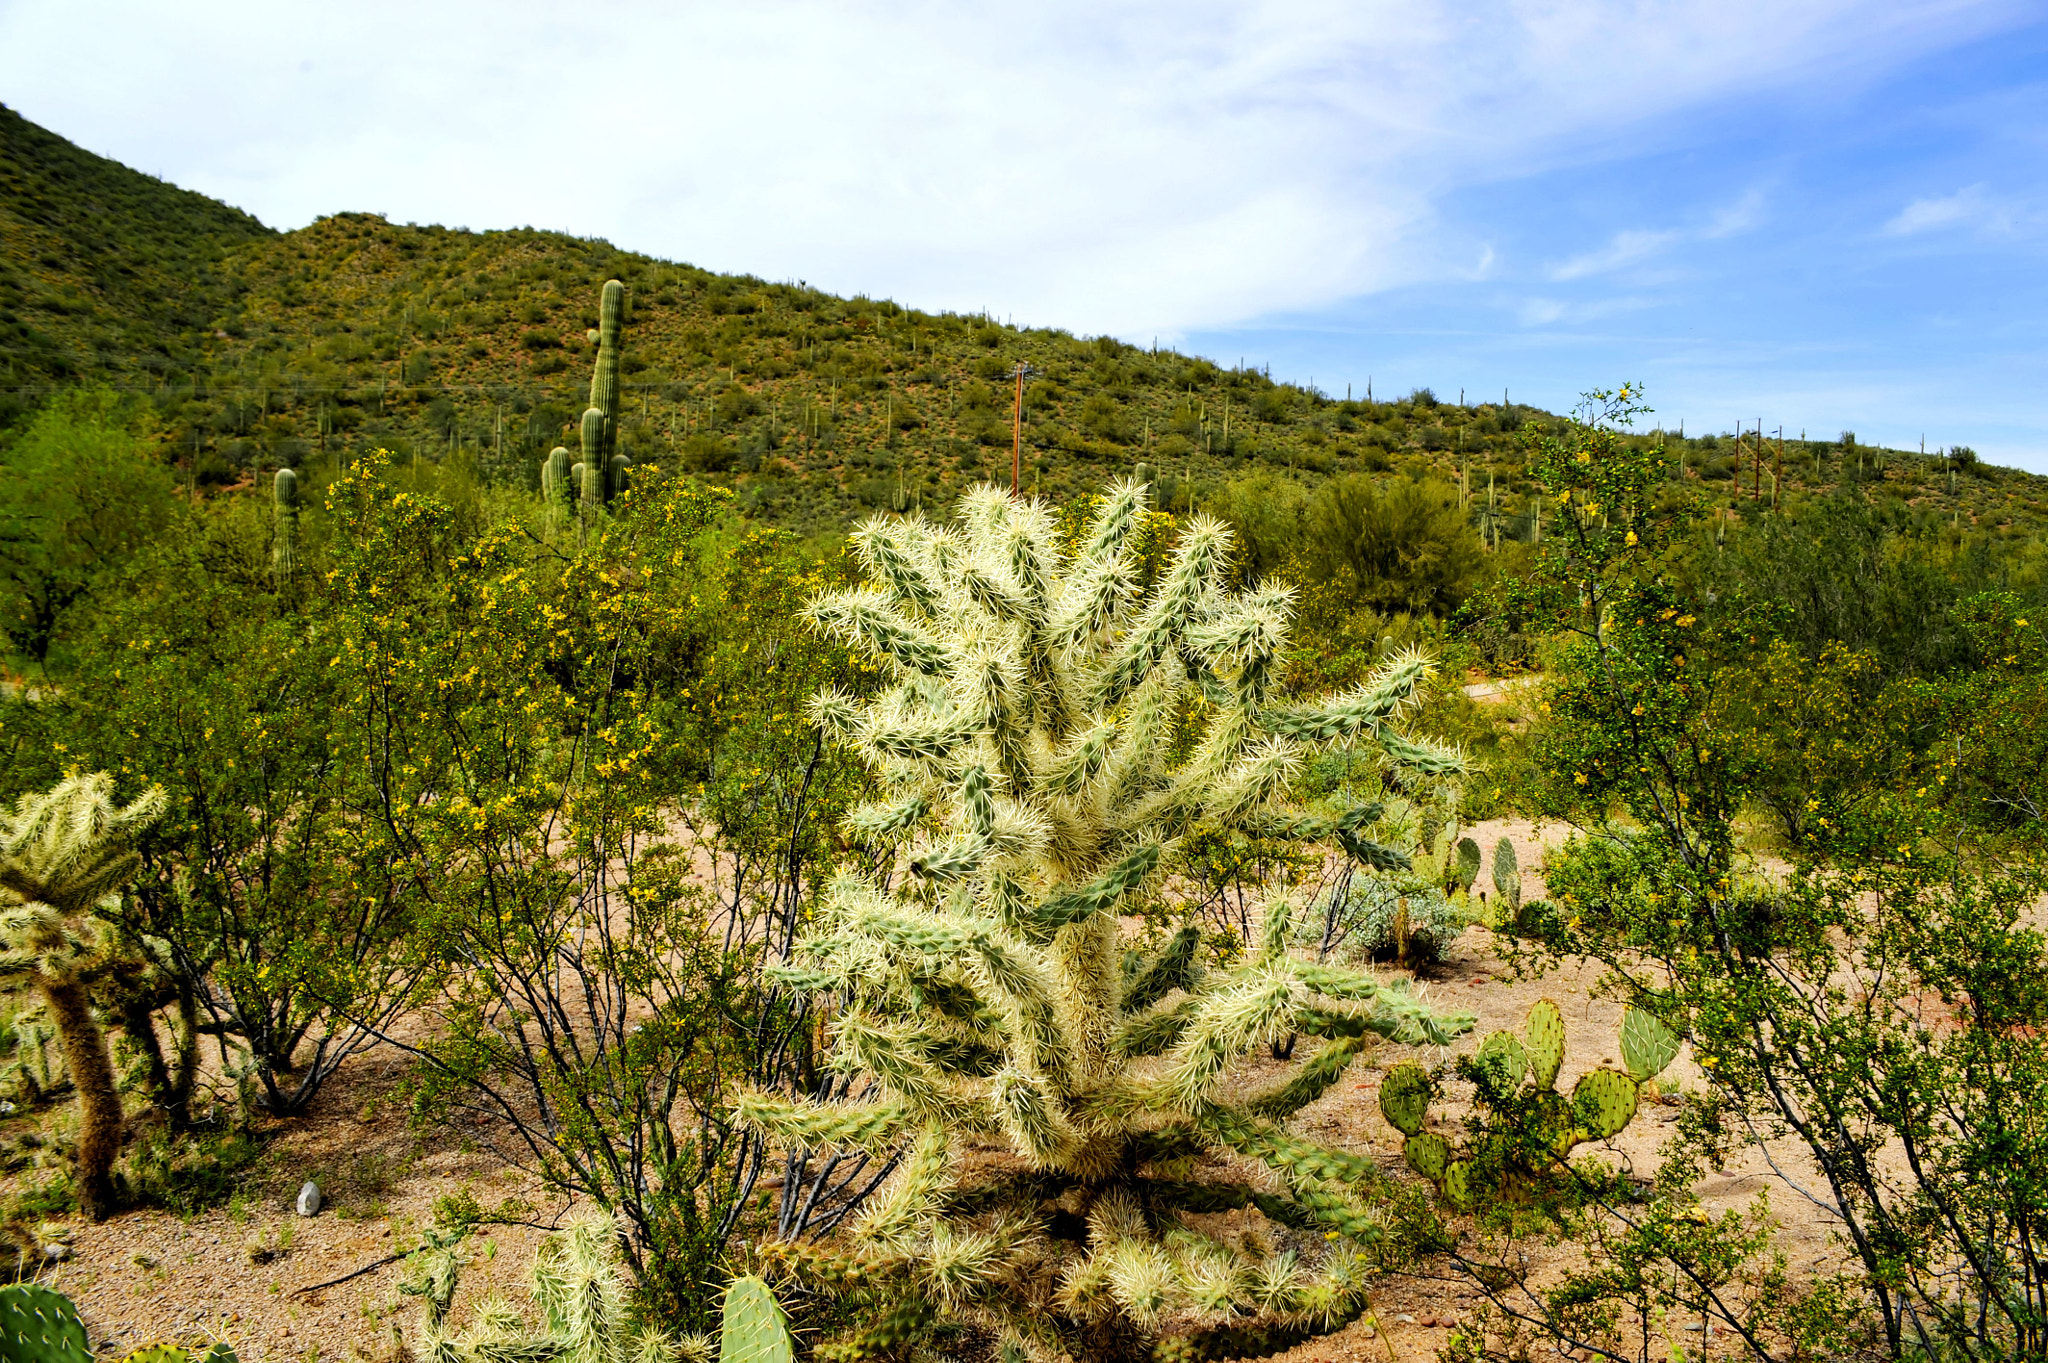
(1012, 361, 1025, 497)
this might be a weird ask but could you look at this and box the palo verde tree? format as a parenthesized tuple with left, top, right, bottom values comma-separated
(0, 773, 165, 1219)
(738, 482, 1476, 1362)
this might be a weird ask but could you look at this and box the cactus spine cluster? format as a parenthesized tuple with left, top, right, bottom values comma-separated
(1380, 1000, 1681, 1210)
(718, 1277, 795, 1363)
(405, 1213, 686, 1363)
(737, 483, 1477, 1361)
(272, 467, 298, 583)
(0, 1283, 91, 1363)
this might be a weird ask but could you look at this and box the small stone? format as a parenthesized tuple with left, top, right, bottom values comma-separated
(1681, 1323, 1705, 1332)
(1393, 1313, 1415, 1324)
(41, 1243, 70, 1261)
(296, 1180, 323, 1217)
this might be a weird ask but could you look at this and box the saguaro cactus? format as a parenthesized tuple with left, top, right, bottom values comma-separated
(738, 482, 1477, 1361)
(541, 446, 572, 527)
(589, 279, 624, 457)
(273, 467, 299, 583)
(579, 408, 607, 529)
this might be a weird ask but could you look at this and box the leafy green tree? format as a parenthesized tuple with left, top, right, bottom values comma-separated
(1483, 388, 2048, 1360)
(0, 391, 182, 664)
(1301, 473, 1483, 617)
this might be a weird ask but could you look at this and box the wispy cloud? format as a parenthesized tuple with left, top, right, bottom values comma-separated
(1546, 190, 1766, 282)
(1881, 183, 2013, 235)
(0, 1, 2027, 338)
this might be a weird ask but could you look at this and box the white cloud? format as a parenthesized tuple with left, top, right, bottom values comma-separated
(1881, 183, 2011, 235)
(1545, 189, 1766, 282)
(0, 0, 2031, 338)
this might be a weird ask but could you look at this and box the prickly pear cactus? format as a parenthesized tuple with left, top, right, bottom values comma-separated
(1571, 1067, 1640, 1140)
(1453, 836, 1482, 893)
(1393, 998, 1684, 1212)
(0, 1282, 90, 1363)
(1525, 998, 1566, 1090)
(1472, 1030, 1528, 1089)
(1490, 837, 1521, 923)
(719, 1276, 794, 1363)
(1379, 1062, 1433, 1137)
(1620, 1005, 1682, 1083)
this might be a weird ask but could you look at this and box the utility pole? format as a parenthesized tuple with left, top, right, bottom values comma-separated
(1011, 361, 1037, 497)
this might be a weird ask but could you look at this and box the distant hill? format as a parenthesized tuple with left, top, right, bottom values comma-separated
(3, 103, 2042, 534)
(0, 103, 271, 421)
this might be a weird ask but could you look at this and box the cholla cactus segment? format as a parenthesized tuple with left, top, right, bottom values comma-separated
(740, 484, 1475, 1359)
(403, 1212, 677, 1363)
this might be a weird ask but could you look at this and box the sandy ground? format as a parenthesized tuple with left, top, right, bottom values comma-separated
(16, 818, 1850, 1361)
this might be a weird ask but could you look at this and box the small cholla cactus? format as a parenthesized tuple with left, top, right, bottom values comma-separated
(0, 774, 165, 1221)
(405, 1213, 693, 1363)
(273, 467, 298, 583)
(737, 482, 1477, 1362)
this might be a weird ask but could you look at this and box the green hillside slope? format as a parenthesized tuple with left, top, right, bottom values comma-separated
(3, 105, 2043, 536)
(0, 104, 271, 422)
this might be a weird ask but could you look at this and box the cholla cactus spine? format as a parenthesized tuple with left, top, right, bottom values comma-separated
(739, 482, 1476, 1360)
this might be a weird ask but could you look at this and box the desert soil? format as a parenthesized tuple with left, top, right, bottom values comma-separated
(20, 819, 1846, 1361)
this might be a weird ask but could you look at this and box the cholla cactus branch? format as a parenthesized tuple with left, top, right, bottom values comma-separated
(738, 484, 1474, 1359)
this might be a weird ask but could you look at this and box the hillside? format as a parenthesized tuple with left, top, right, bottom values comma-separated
(0, 104, 271, 426)
(3, 104, 2044, 534)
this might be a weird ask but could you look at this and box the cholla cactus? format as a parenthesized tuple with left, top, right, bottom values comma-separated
(737, 483, 1476, 1361)
(0, 774, 166, 1220)
(406, 1213, 694, 1363)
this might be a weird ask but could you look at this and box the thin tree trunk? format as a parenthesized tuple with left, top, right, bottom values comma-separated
(42, 979, 123, 1221)
(113, 990, 172, 1124)
(168, 978, 199, 1128)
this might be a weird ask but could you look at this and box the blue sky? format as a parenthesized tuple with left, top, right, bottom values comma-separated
(3, 1, 2044, 466)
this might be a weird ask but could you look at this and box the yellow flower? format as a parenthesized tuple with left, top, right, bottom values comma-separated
(1624, 530, 1638, 546)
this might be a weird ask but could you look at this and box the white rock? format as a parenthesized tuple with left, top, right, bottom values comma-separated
(1393, 1313, 1416, 1324)
(42, 1243, 71, 1261)
(296, 1181, 323, 1217)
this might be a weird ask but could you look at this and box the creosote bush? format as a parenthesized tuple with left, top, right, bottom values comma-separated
(737, 481, 1476, 1361)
